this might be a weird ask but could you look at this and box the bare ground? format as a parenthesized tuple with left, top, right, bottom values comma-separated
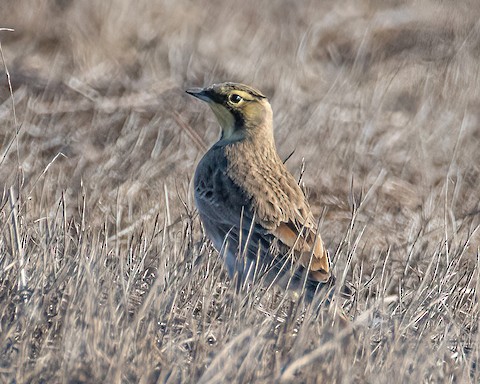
(1, 0, 480, 382)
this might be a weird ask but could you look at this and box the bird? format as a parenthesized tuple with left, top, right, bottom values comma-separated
(186, 82, 334, 301)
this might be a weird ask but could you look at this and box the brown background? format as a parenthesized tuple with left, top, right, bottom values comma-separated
(1, 0, 479, 382)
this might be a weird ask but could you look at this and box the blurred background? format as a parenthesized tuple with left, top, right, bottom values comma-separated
(2, 0, 480, 264)
(1, 0, 480, 382)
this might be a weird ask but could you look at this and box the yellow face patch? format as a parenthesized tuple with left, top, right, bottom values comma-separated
(208, 103, 236, 139)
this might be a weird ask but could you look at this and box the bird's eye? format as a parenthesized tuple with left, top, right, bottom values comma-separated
(228, 93, 243, 104)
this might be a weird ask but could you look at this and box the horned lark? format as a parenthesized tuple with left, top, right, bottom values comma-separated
(187, 82, 333, 299)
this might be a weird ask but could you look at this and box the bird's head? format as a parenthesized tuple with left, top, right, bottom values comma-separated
(186, 82, 273, 143)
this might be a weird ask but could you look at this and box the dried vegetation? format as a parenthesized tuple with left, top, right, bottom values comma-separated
(1, 0, 480, 382)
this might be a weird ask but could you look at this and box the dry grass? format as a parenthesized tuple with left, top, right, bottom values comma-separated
(1, 0, 480, 382)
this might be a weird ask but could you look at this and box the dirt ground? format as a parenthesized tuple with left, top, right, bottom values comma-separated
(1, 0, 480, 382)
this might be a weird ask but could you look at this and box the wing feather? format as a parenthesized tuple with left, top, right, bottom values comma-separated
(272, 221, 330, 282)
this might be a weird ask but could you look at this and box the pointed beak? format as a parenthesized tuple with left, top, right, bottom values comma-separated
(186, 87, 213, 103)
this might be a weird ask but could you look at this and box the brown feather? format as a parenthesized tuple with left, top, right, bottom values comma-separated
(272, 222, 330, 282)
(224, 129, 331, 283)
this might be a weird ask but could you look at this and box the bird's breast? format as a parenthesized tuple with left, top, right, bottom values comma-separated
(194, 145, 252, 217)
